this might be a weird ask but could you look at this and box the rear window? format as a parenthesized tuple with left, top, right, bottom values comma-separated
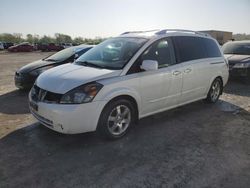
(172, 36, 221, 63)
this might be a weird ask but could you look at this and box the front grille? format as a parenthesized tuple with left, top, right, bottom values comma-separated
(31, 85, 62, 103)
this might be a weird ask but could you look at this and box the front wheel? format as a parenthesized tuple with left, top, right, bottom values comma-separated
(205, 78, 222, 103)
(97, 99, 136, 140)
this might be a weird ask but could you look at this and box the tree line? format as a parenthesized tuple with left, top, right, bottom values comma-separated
(0, 33, 106, 45)
(233, 33, 250, 41)
(1, 32, 249, 45)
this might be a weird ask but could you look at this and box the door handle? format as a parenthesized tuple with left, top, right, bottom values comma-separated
(173, 71, 181, 76)
(184, 68, 192, 73)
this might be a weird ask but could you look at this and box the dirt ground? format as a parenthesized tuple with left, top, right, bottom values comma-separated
(0, 52, 250, 188)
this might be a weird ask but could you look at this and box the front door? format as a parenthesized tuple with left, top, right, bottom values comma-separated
(127, 38, 182, 116)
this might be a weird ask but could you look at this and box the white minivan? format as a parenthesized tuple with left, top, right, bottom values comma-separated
(29, 29, 229, 139)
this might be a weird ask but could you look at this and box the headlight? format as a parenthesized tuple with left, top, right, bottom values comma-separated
(234, 62, 250, 68)
(29, 65, 55, 76)
(60, 82, 103, 104)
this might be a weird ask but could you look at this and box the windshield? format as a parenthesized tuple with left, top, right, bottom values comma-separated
(222, 42, 250, 55)
(75, 37, 148, 70)
(45, 47, 75, 62)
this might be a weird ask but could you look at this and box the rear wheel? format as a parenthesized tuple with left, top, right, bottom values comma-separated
(206, 78, 222, 103)
(97, 99, 136, 140)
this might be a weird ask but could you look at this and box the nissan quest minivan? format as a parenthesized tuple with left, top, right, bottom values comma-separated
(29, 29, 229, 139)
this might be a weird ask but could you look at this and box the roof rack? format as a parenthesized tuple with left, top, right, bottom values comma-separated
(120, 29, 160, 35)
(155, 29, 210, 37)
(120, 29, 211, 37)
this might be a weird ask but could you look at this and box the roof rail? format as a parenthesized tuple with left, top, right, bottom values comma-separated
(155, 29, 210, 37)
(120, 29, 159, 35)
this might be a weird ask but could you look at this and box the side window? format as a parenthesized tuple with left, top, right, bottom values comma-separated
(142, 40, 173, 68)
(203, 38, 222, 58)
(172, 36, 207, 63)
(128, 39, 174, 74)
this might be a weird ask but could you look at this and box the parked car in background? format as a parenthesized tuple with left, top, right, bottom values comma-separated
(35, 43, 64, 51)
(0, 42, 4, 50)
(222, 40, 250, 83)
(34, 43, 45, 51)
(29, 29, 228, 139)
(3, 42, 14, 49)
(60, 43, 73, 49)
(47, 43, 64, 51)
(15, 44, 93, 89)
(8, 42, 34, 52)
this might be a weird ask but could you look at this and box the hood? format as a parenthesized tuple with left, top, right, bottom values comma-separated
(224, 54, 250, 64)
(18, 59, 56, 73)
(36, 63, 122, 93)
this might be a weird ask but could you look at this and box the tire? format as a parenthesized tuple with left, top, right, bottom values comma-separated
(205, 78, 222, 103)
(97, 99, 136, 140)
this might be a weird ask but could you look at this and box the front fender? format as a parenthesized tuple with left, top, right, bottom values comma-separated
(101, 87, 142, 112)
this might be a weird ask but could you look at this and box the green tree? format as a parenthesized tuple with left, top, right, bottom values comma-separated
(233, 33, 250, 41)
(0, 33, 16, 43)
(13, 33, 23, 43)
(55, 33, 72, 43)
(26, 34, 33, 43)
(39, 35, 54, 44)
(73, 37, 84, 44)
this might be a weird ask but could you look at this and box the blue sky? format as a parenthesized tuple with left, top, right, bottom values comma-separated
(0, 0, 249, 38)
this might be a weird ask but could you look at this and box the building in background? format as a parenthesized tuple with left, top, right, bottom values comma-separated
(200, 30, 233, 45)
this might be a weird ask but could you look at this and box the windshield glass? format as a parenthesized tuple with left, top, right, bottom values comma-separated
(45, 47, 75, 61)
(74, 37, 148, 70)
(222, 42, 250, 55)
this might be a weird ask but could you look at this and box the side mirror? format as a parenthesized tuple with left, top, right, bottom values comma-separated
(140, 60, 158, 71)
(74, 54, 79, 59)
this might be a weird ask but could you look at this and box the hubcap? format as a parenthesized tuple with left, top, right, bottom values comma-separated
(107, 105, 131, 135)
(210, 81, 220, 102)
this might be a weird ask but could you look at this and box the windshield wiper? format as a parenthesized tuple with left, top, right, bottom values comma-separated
(76, 61, 105, 69)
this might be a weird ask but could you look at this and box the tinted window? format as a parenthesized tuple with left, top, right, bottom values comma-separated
(172, 36, 207, 62)
(128, 39, 174, 74)
(172, 36, 221, 63)
(203, 38, 221, 57)
(76, 47, 91, 57)
(45, 47, 75, 62)
(141, 39, 173, 68)
(222, 42, 250, 55)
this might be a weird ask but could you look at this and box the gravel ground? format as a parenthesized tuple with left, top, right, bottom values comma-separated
(0, 51, 250, 188)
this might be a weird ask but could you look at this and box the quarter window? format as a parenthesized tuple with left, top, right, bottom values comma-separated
(203, 38, 222, 57)
(172, 36, 221, 63)
(172, 36, 207, 62)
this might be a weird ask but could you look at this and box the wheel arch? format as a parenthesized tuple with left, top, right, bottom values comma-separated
(208, 75, 224, 95)
(101, 93, 140, 123)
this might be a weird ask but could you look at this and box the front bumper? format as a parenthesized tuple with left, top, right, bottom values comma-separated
(15, 72, 36, 89)
(29, 93, 107, 134)
(229, 67, 250, 78)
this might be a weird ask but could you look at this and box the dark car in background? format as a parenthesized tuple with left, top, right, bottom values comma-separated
(223, 40, 250, 83)
(36, 43, 64, 52)
(15, 44, 93, 89)
(8, 42, 34, 52)
(3, 42, 14, 49)
(0, 42, 14, 49)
